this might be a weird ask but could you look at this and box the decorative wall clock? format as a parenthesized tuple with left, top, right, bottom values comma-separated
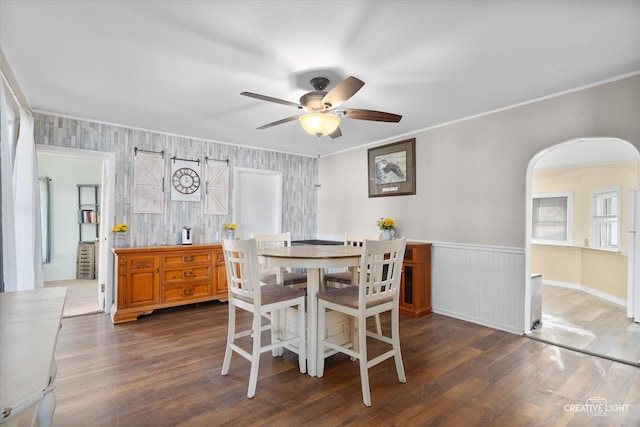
(172, 167, 200, 194)
(170, 158, 201, 201)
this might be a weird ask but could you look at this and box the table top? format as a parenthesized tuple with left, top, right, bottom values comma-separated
(1, 287, 67, 416)
(258, 244, 362, 259)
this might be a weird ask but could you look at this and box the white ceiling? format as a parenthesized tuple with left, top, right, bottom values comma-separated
(1, 0, 639, 157)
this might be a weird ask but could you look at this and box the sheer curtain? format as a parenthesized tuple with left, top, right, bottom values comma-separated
(1, 75, 43, 291)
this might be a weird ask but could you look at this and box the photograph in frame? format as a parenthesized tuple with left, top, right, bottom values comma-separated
(367, 138, 416, 197)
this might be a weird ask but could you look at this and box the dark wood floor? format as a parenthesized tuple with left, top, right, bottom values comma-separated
(52, 301, 640, 426)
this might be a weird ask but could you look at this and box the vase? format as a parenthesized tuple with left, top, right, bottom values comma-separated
(224, 230, 236, 241)
(114, 232, 128, 248)
(381, 229, 393, 241)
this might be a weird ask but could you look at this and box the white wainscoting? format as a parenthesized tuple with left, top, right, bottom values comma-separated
(432, 242, 526, 334)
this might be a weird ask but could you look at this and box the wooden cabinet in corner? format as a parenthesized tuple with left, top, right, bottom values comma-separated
(111, 244, 228, 323)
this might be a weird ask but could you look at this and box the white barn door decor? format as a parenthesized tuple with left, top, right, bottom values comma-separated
(205, 158, 229, 215)
(133, 149, 165, 214)
(233, 168, 282, 239)
(170, 157, 201, 202)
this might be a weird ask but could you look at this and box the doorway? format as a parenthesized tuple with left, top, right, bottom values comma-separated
(36, 145, 116, 316)
(525, 137, 640, 365)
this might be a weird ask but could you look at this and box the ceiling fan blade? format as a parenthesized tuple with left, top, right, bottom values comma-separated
(328, 127, 342, 139)
(322, 76, 365, 109)
(256, 115, 300, 130)
(241, 92, 301, 108)
(342, 108, 402, 122)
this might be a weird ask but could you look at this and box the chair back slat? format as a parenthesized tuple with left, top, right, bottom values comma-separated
(222, 238, 261, 304)
(344, 232, 381, 247)
(359, 238, 406, 305)
(251, 232, 295, 275)
(251, 232, 293, 249)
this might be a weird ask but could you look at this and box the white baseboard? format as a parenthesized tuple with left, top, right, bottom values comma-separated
(544, 280, 627, 307)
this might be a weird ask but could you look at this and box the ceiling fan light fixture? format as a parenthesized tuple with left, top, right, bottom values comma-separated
(299, 113, 340, 137)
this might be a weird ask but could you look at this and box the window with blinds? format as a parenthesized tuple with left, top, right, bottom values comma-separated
(532, 193, 573, 245)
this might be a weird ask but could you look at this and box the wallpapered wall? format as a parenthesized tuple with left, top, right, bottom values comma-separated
(34, 113, 318, 246)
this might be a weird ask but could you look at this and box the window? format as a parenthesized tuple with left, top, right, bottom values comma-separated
(591, 188, 619, 250)
(532, 193, 573, 245)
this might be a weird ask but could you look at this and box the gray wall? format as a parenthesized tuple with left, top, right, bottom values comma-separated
(34, 114, 318, 246)
(317, 74, 640, 333)
(318, 74, 640, 247)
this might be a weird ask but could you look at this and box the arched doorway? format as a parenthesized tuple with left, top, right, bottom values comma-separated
(524, 137, 640, 365)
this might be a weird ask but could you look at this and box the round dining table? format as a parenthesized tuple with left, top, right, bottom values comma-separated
(257, 244, 362, 377)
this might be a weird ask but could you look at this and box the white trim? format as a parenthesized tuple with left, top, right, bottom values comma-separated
(543, 280, 627, 307)
(35, 144, 116, 313)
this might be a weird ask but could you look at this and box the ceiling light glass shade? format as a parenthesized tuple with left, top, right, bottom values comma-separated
(299, 113, 340, 137)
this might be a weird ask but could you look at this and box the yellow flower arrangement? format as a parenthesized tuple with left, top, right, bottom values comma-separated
(223, 223, 237, 231)
(377, 217, 395, 230)
(112, 223, 128, 233)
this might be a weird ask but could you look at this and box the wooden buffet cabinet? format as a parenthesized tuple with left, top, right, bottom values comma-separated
(400, 242, 432, 317)
(111, 244, 227, 323)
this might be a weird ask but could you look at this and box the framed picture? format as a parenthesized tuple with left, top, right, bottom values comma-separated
(368, 138, 416, 197)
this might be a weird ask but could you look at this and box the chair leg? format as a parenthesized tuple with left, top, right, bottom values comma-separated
(271, 308, 282, 357)
(297, 299, 306, 374)
(316, 301, 326, 377)
(391, 306, 406, 383)
(357, 313, 371, 406)
(221, 304, 235, 375)
(247, 312, 263, 398)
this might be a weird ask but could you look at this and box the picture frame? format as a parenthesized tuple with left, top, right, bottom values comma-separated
(367, 138, 416, 197)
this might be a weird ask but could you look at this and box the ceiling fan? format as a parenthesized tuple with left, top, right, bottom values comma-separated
(241, 76, 402, 138)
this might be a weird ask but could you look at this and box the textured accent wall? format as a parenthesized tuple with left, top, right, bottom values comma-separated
(34, 113, 318, 246)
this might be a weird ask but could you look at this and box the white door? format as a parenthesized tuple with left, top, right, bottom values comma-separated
(232, 168, 282, 239)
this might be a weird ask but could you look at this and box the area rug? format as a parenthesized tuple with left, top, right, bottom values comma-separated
(44, 279, 103, 317)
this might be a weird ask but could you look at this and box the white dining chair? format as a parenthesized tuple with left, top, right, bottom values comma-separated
(221, 238, 306, 398)
(324, 232, 381, 288)
(316, 237, 407, 406)
(324, 232, 383, 334)
(251, 232, 307, 288)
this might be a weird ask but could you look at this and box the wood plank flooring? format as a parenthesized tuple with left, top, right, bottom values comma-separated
(52, 301, 640, 426)
(529, 285, 640, 366)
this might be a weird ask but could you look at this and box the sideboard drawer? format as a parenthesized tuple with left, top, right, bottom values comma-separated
(162, 282, 212, 302)
(162, 251, 212, 267)
(162, 265, 212, 284)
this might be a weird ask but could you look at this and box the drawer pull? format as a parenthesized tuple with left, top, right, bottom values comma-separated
(183, 271, 195, 278)
(182, 255, 194, 262)
(183, 287, 194, 296)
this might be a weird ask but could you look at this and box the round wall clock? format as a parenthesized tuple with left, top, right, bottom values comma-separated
(172, 167, 201, 194)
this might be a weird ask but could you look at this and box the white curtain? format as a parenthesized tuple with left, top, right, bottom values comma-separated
(1, 77, 43, 291)
(1, 79, 18, 291)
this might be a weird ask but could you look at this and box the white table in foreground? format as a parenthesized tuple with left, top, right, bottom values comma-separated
(1, 288, 67, 427)
(258, 244, 361, 377)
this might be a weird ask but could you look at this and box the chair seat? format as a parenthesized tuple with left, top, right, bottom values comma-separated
(324, 271, 353, 284)
(317, 286, 393, 309)
(260, 272, 307, 286)
(236, 284, 305, 305)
